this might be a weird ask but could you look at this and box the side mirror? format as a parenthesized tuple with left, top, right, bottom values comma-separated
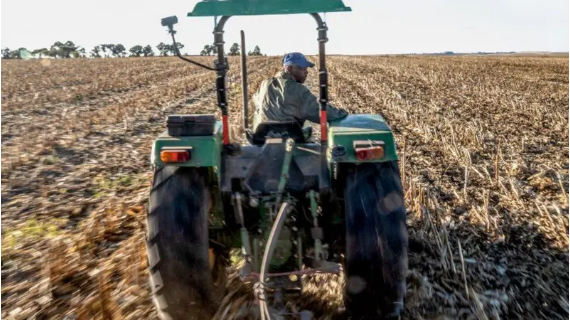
(161, 16, 178, 28)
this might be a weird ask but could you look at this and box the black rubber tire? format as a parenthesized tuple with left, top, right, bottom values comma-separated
(146, 166, 224, 320)
(343, 161, 408, 319)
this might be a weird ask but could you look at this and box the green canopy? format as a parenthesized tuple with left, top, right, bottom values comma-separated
(187, 0, 351, 17)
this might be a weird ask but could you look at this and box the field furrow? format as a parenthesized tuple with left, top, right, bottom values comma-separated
(1, 55, 567, 320)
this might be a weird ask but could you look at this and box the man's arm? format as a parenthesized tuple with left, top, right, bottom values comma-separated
(299, 86, 348, 123)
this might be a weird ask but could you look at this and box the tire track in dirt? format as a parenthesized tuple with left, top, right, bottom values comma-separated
(1, 56, 273, 225)
(0, 57, 276, 189)
(1, 58, 214, 109)
(1, 55, 567, 320)
(1, 55, 281, 320)
(0, 80, 221, 320)
(327, 56, 568, 320)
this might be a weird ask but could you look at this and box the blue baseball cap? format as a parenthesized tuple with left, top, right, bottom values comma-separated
(282, 52, 315, 68)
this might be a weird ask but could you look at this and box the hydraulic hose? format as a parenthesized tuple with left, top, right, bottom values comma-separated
(257, 201, 293, 320)
(169, 31, 226, 71)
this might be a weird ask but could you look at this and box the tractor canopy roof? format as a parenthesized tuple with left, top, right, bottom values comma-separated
(187, 0, 351, 17)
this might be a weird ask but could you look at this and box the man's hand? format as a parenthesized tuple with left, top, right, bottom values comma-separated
(326, 104, 348, 122)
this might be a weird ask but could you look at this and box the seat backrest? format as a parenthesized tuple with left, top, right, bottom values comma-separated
(249, 121, 306, 145)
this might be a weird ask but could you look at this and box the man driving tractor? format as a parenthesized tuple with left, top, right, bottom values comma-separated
(250, 53, 407, 318)
(152, 4, 408, 317)
(252, 52, 348, 131)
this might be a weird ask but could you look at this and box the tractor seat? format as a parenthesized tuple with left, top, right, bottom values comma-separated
(246, 121, 310, 145)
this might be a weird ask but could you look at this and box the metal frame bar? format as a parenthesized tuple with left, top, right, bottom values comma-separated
(214, 16, 231, 145)
(240, 30, 249, 129)
(309, 13, 329, 143)
(212, 13, 330, 145)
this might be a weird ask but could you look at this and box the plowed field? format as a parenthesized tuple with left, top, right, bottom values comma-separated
(2, 55, 568, 320)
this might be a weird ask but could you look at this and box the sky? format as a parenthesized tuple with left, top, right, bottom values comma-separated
(1, 0, 568, 55)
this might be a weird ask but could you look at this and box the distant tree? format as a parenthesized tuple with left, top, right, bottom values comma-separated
(169, 42, 184, 56)
(229, 43, 240, 56)
(200, 44, 218, 56)
(32, 48, 49, 58)
(49, 41, 78, 58)
(63, 41, 78, 58)
(49, 41, 63, 58)
(101, 44, 122, 57)
(31, 48, 41, 58)
(64, 41, 76, 49)
(100, 44, 109, 57)
(157, 42, 169, 56)
(2, 47, 10, 59)
(105, 44, 116, 57)
(71, 47, 86, 58)
(248, 45, 262, 56)
(77, 47, 86, 58)
(111, 44, 126, 57)
(91, 45, 102, 58)
(116, 44, 127, 57)
(129, 45, 144, 57)
(142, 45, 154, 57)
(47, 49, 58, 58)
(201, 44, 212, 56)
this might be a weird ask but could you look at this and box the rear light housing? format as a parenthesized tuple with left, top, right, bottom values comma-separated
(353, 140, 385, 161)
(160, 147, 192, 163)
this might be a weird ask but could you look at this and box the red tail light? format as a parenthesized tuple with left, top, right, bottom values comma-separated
(354, 140, 385, 160)
(355, 146, 384, 160)
(160, 149, 191, 163)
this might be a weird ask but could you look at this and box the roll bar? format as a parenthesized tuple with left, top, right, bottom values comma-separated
(162, 13, 330, 145)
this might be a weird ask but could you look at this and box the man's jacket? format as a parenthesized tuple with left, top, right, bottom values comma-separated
(252, 71, 348, 130)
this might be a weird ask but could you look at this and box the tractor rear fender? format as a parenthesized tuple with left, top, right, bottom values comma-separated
(328, 114, 398, 163)
(150, 121, 223, 172)
(150, 121, 227, 229)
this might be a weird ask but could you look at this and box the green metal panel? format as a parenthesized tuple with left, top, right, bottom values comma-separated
(151, 121, 223, 168)
(328, 114, 399, 163)
(188, 0, 351, 17)
(150, 122, 224, 229)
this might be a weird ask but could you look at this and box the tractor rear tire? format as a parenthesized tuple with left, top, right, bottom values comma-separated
(343, 162, 408, 319)
(146, 166, 224, 320)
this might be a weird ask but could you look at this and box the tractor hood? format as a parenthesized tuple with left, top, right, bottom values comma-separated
(188, 0, 351, 17)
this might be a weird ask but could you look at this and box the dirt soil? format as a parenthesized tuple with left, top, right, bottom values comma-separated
(1, 55, 568, 320)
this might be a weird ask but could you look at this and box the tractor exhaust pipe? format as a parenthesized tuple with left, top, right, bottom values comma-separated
(240, 30, 249, 130)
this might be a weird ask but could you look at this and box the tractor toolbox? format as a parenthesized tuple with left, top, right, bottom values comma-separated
(166, 114, 216, 136)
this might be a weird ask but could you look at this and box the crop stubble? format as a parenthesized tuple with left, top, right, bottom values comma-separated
(1, 55, 568, 320)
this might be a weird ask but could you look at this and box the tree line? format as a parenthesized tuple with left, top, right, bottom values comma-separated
(2, 41, 264, 59)
(200, 43, 263, 56)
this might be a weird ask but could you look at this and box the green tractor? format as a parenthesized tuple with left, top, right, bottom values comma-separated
(147, 1, 408, 319)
